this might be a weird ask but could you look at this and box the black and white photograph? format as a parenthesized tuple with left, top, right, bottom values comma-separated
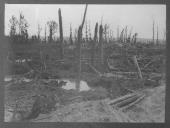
(3, 4, 166, 122)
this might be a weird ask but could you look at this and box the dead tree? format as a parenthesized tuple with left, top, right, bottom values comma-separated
(117, 26, 119, 42)
(156, 25, 159, 45)
(134, 33, 138, 44)
(85, 21, 88, 42)
(91, 22, 98, 65)
(127, 27, 133, 43)
(47, 21, 57, 42)
(37, 24, 42, 41)
(76, 4, 88, 91)
(124, 26, 128, 43)
(152, 20, 155, 44)
(44, 25, 47, 43)
(99, 24, 104, 65)
(94, 22, 98, 42)
(58, 8, 64, 59)
(120, 29, 124, 43)
(69, 24, 73, 45)
(88, 21, 92, 40)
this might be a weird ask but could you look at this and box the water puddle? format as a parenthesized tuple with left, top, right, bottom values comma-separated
(4, 76, 12, 82)
(61, 79, 91, 92)
(4, 76, 32, 82)
(15, 59, 32, 63)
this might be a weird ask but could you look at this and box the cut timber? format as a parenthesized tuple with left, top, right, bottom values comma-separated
(103, 100, 135, 122)
(133, 55, 143, 79)
(120, 94, 145, 111)
(108, 93, 137, 105)
(103, 100, 129, 122)
(114, 94, 140, 108)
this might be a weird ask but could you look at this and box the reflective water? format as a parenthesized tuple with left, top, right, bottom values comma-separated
(4, 76, 32, 82)
(61, 79, 91, 91)
(4, 76, 12, 82)
(4, 75, 90, 92)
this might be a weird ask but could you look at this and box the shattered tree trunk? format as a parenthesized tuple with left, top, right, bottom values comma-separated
(99, 24, 104, 65)
(153, 20, 155, 44)
(157, 25, 159, 45)
(133, 55, 143, 79)
(91, 22, 98, 65)
(58, 8, 64, 59)
(117, 26, 119, 42)
(76, 4, 88, 91)
(44, 25, 47, 43)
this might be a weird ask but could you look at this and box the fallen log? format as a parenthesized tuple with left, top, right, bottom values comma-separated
(120, 94, 145, 111)
(108, 93, 137, 105)
(114, 94, 140, 108)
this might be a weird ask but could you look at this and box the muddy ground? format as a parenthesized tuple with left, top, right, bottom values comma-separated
(4, 42, 166, 122)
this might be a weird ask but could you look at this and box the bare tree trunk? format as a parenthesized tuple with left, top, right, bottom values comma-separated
(117, 26, 119, 42)
(69, 24, 73, 45)
(58, 8, 64, 59)
(99, 24, 104, 65)
(153, 20, 155, 44)
(44, 25, 47, 43)
(157, 25, 159, 45)
(91, 22, 98, 65)
(76, 4, 88, 91)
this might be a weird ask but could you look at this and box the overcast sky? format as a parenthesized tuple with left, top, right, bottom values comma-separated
(5, 4, 166, 39)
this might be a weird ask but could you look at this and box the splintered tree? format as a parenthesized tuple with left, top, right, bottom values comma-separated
(127, 27, 133, 43)
(18, 12, 29, 41)
(156, 25, 159, 45)
(124, 26, 128, 43)
(44, 25, 47, 43)
(99, 24, 104, 65)
(47, 20, 57, 42)
(104, 24, 109, 43)
(37, 24, 42, 41)
(94, 22, 98, 42)
(58, 8, 64, 59)
(152, 20, 155, 44)
(85, 21, 88, 42)
(120, 28, 124, 43)
(9, 15, 18, 37)
(76, 4, 88, 91)
(91, 22, 98, 65)
(117, 26, 119, 42)
(88, 21, 92, 40)
(69, 24, 73, 45)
